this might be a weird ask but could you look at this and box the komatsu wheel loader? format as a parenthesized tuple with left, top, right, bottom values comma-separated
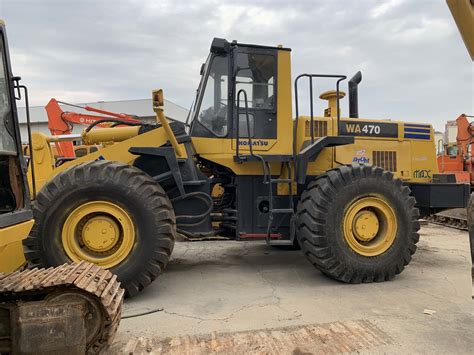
(26, 38, 470, 297)
(0, 20, 123, 354)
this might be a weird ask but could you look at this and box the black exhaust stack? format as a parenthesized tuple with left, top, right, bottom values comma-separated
(348, 71, 362, 118)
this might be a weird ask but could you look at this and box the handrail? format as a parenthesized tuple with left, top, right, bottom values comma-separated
(236, 89, 270, 181)
(236, 89, 254, 159)
(293, 74, 347, 162)
(13, 79, 36, 199)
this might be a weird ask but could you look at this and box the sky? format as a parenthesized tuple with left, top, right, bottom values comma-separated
(0, 0, 472, 131)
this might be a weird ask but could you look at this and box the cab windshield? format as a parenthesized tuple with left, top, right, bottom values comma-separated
(190, 54, 211, 126)
(192, 54, 229, 137)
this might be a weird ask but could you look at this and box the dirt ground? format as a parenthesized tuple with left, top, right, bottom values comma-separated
(110, 224, 473, 354)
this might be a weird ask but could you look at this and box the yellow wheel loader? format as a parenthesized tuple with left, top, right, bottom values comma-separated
(446, 0, 474, 296)
(27, 38, 470, 297)
(0, 20, 123, 354)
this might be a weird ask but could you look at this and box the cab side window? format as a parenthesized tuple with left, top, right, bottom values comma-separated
(235, 53, 275, 110)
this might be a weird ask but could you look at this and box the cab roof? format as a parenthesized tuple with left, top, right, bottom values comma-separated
(210, 38, 291, 53)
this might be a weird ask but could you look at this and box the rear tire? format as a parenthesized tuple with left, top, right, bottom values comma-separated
(24, 161, 176, 297)
(296, 165, 420, 283)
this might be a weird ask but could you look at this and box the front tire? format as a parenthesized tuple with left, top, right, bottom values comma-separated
(296, 165, 420, 283)
(24, 161, 176, 297)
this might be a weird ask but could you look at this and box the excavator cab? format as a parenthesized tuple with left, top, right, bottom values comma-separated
(0, 20, 34, 272)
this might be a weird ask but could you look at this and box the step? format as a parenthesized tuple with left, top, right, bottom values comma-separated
(266, 239, 294, 246)
(239, 233, 282, 239)
(270, 178, 292, 183)
(271, 208, 294, 214)
(212, 216, 238, 222)
(182, 180, 208, 186)
(233, 154, 293, 162)
(220, 223, 236, 230)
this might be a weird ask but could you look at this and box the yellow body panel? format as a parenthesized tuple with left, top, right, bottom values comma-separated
(28, 132, 56, 194)
(0, 242, 26, 273)
(297, 116, 438, 183)
(192, 137, 283, 175)
(0, 219, 34, 273)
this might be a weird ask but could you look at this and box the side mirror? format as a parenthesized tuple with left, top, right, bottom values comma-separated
(11, 76, 21, 100)
(210, 38, 230, 54)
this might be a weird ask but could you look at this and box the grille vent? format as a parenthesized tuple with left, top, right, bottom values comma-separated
(305, 120, 328, 137)
(372, 151, 397, 172)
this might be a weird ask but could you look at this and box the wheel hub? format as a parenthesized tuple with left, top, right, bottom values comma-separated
(353, 210, 379, 242)
(343, 196, 397, 256)
(62, 201, 135, 268)
(81, 216, 120, 252)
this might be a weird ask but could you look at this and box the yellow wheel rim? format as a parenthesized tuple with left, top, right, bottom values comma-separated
(62, 201, 135, 268)
(343, 196, 397, 256)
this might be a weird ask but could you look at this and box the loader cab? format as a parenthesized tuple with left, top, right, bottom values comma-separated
(0, 21, 31, 228)
(190, 38, 293, 159)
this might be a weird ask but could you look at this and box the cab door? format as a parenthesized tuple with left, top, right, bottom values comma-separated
(232, 48, 277, 152)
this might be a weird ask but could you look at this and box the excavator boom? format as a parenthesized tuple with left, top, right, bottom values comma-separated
(45, 98, 141, 158)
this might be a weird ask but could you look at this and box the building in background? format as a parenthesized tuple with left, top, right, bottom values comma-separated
(434, 131, 444, 154)
(444, 120, 458, 146)
(17, 98, 189, 143)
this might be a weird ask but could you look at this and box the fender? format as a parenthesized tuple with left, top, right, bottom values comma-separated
(296, 136, 354, 184)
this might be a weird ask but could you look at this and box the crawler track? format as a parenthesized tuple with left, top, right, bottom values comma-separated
(426, 208, 468, 230)
(0, 261, 124, 354)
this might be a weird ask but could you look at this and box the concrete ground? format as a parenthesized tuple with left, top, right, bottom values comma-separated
(110, 224, 473, 354)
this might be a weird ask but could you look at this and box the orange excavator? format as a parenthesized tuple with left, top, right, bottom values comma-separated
(430, 114, 474, 229)
(45, 98, 141, 158)
(438, 114, 474, 186)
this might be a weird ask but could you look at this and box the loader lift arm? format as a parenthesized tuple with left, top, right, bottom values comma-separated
(45, 98, 141, 158)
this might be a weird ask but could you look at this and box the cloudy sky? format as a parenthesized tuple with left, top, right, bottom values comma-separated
(0, 0, 472, 131)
